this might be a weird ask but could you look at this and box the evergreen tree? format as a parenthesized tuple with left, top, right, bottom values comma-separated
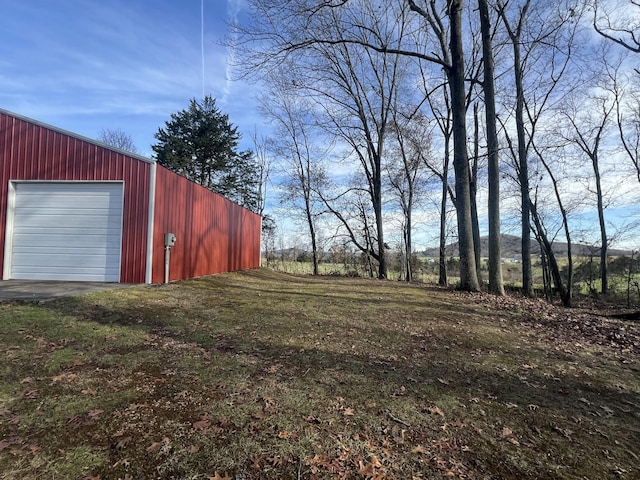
(152, 96, 259, 211)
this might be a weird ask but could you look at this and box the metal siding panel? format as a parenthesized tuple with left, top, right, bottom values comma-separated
(152, 166, 261, 283)
(0, 111, 150, 282)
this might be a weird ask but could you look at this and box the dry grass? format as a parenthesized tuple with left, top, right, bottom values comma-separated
(0, 268, 639, 479)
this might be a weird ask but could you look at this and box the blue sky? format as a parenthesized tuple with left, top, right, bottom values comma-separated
(2, 0, 637, 251)
(0, 0, 258, 156)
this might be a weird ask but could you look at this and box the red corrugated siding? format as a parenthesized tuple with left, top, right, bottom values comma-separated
(0, 111, 150, 283)
(152, 166, 261, 283)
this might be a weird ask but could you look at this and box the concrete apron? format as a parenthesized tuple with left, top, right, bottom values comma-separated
(0, 280, 133, 302)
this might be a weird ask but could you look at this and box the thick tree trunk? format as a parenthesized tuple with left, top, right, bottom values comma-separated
(405, 199, 413, 282)
(471, 103, 482, 284)
(374, 188, 387, 279)
(514, 45, 533, 296)
(479, 0, 504, 295)
(448, 0, 479, 292)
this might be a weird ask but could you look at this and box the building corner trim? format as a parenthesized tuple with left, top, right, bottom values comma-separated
(145, 162, 157, 284)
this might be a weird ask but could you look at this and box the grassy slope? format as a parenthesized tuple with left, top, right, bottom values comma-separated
(0, 268, 638, 479)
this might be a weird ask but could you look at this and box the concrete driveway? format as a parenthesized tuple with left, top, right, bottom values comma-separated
(0, 280, 134, 302)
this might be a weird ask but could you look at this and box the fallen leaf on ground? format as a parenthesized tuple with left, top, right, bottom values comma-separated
(115, 437, 132, 450)
(193, 414, 211, 430)
(0, 437, 23, 452)
(357, 455, 384, 477)
(23, 390, 39, 399)
(502, 427, 520, 445)
(208, 473, 224, 480)
(146, 441, 163, 453)
(51, 373, 77, 383)
(428, 406, 445, 417)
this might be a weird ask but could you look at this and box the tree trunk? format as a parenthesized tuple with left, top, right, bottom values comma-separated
(537, 238, 552, 302)
(405, 199, 413, 282)
(305, 197, 319, 276)
(514, 44, 533, 296)
(448, 0, 479, 292)
(471, 103, 482, 284)
(438, 133, 451, 286)
(531, 204, 570, 306)
(500, 0, 534, 297)
(373, 186, 387, 279)
(479, 0, 504, 295)
(593, 155, 608, 294)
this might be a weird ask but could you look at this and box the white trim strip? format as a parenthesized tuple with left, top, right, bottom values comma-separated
(3, 181, 17, 279)
(145, 162, 157, 284)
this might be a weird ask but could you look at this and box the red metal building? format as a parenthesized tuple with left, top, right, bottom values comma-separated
(0, 109, 261, 283)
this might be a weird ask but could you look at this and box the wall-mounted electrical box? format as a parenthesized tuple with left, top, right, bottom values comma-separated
(164, 232, 177, 247)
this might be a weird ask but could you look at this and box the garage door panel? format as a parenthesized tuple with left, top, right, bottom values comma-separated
(16, 197, 122, 210)
(14, 212, 123, 227)
(14, 221, 121, 232)
(13, 245, 120, 258)
(12, 245, 120, 255)
(12, 253, 121, 268)
(16, 183, 120, 194)
(12, 270, 121, 282)
(12, 232, 121, 247)
(9, 182, 123, 282)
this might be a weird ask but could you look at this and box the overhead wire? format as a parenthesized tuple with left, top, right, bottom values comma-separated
(201, 0, 205, 98)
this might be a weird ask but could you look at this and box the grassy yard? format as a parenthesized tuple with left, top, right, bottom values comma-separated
(0, 268, 639, 479)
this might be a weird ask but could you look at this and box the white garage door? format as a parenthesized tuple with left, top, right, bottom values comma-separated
(9, 182, 123, 282)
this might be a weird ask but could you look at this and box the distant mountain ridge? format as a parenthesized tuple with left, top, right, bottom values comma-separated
(422, 234, 632, 258)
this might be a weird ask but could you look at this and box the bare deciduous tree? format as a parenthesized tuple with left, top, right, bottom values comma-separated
(408, 0, 480, 291)
(385, 110, 432, 281)
(479, 0, 505, 295)
(97, 128, 138, 153)
(419, 69, 455, 286)
(260, 70, 328, 276)
(593, 0, 640, 56)
(237, 0, 480, 289)
(562, 92, 615, 294)
(496, 0, 582, 296)
(251, 130, 272, 218)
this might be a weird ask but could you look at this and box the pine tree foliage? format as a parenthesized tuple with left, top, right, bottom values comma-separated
(152, 96, 260, 211)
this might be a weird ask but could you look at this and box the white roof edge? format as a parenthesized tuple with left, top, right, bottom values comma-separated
(0, 107, 156, 165)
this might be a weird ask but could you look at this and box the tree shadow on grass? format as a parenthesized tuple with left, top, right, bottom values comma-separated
(29, 271, 640, 478)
